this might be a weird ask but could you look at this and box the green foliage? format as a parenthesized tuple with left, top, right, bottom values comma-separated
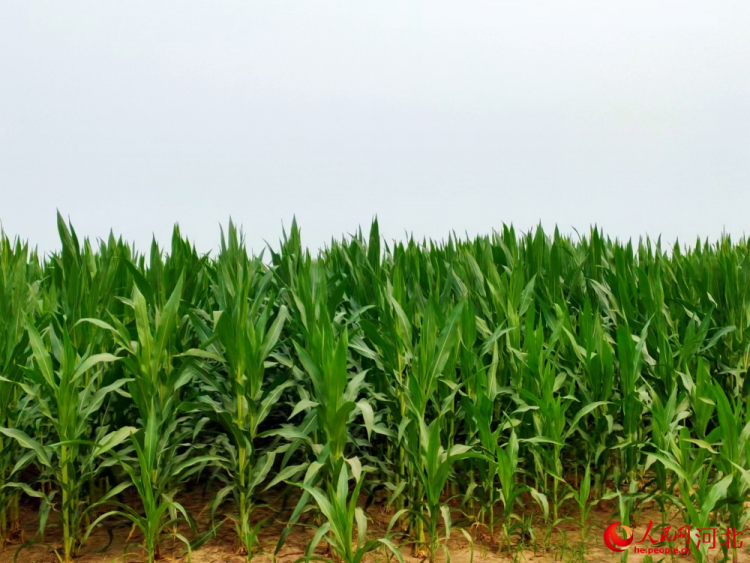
(2, 218, 750, 563)
(298, 464, 404, 563)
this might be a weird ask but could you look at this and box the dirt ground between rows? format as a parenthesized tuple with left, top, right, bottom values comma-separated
(2, 490, 749, 563)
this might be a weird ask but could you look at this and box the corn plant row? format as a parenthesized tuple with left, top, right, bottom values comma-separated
(0, 214, 748, 563)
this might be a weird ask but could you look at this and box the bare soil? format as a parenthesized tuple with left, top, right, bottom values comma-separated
(1, 492, 747, 563)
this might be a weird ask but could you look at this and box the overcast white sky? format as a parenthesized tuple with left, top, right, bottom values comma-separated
(1, 1, 749, 255)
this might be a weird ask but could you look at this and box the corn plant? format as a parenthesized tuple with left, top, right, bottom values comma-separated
(189, 224, 289, 559)
(709, 383, 750, 562)
(494, 429, 547, 553)
(405, 418, 478, 563)
(0, 235, 34, 544)
(399, 297, 463, 554)
(298, 464, 404, 563)
(0, 321, 125, 562)
(646, 383, 688, 521)
(562, 464, 596, 545)
(464, 376, 548, 550)
(290, 260, 361, 472)
(83, 274, 220, 561)
(271, 258, 370, 554)
(653, 447, 731, 563)
(85, 405, 220, 563)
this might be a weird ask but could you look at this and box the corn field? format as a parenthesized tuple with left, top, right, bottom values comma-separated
(2, 214, 750, 563)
